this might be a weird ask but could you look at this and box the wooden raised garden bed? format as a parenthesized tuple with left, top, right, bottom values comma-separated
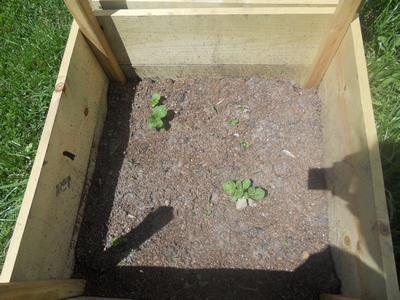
(0, 0, 399, 299)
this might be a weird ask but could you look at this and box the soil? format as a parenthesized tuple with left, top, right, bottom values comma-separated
(72, 77, 340, 299)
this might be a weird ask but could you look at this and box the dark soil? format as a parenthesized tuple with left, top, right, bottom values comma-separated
(72, 78, 340, 299)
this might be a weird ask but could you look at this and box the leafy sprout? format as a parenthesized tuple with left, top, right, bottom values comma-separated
(240, 140, 250, 149)
(148, 105, 167, 130)
(151, 93, 161, 107)
(222, 179, 265, 202)
(228, 117, 239, 125)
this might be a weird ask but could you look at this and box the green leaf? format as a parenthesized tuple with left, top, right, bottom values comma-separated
(228, 117, 238, 125)
(232, 195, 239, 202)
(222, 180, 235, 194)
(255, 188, 265, 199)
(248, 186, 255, 198)
(153, 105, 167, 118)
(242, 179, 251, 190)
(151, 93, 161, 107)
(148, 115, 163, 129)
(244, 192, 249, 199)
(234, 190, 243, 199)
(236, 180, 243, 190)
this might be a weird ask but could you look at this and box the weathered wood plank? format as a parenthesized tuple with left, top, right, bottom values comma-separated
(303, 0, 363, 87)
(0, 21, 109, 282)
(318, 17, 399, 299)
(0, 279, 85, 300)
(92, 0, 338, 10)
(95, 8, 333, 82)
(64, 0, 126, 83)
(123, 65, 308, 83)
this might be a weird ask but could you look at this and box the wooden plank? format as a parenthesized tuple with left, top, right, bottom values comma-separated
(64, 0, 126, 83)
(303, 0, 363, 88)
(124, 65, 308, 83)
(318, 17, 399, 299)
(0, 21, 109, 282)
(0, 279, 85, 300)
(95, 8, 333, 82)
(92, 0, 338, 9)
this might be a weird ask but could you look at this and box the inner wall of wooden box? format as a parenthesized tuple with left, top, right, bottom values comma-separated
(1, 11, 398, 300)
(94, 7, 335, 82)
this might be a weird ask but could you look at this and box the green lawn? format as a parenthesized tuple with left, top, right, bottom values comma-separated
(0, 0, 71, 268)
(1, 0, 399, 284)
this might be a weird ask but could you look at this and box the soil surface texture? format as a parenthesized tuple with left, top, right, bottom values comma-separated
(73, 78, 340, 299)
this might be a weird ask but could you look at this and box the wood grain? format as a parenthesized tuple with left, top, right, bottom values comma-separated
(0, 279, 85, 300)
(304, 0, 363, 87)
(0, 21, 109, 282)
(318, 17, 399, 299)
(95, 8, 333, 82)
(64, 0, 126, 83)
(92, 0, 338, 10)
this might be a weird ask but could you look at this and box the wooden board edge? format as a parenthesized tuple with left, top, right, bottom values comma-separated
(350, 18, 400, 298)
(123, 65, 309, 83)
(0, 279, 85, 300)
(318, 16, 399, 299)
(94, 6, 335, 16)
(62, 80, 108, 279)
(92, 0, 338, 10)
(0, 21, 81, 283)
(1, 20, 110, 282)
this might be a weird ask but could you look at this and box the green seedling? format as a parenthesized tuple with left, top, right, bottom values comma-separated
(148, 105, 168, 130)
(208, 102, 216, 112)
(203, 210, 212, 217)
(150, 93, 161, 107)
(113, 236, 127, 246)
(109, 144, 119, 155)
(196, 274, 208, 287)
(184, 282, 196, 290)
(222, 179, 265, 202)
(125, 159, 133, 167)
(108, 129, 116, 137)
(282, 240, 289, 246)
(240, 140, 250, 149)
(183, 274, 208, 289)
(228, 117, 239, 125)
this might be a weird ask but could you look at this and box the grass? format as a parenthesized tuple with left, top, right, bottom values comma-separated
(360, 0, 400, 277)
(0, 0, 71, 270)
(0, 0, 399, 286)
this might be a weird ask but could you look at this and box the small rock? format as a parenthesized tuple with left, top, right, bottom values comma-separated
(165, 199, 171, 206)
(123, 193, 134, 201)
(236, 197, 247, 210)
(301, 251, 310, 260)
(211, 191, 219, 203)
(248, 199, 257, 207)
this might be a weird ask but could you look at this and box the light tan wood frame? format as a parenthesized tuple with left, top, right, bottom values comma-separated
(0, 21, 108, 282)
(0, 1, 398, 299)
(91, 0, 339, 10)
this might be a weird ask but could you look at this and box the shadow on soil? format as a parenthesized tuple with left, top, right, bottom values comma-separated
(73, 204, 382, 299)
